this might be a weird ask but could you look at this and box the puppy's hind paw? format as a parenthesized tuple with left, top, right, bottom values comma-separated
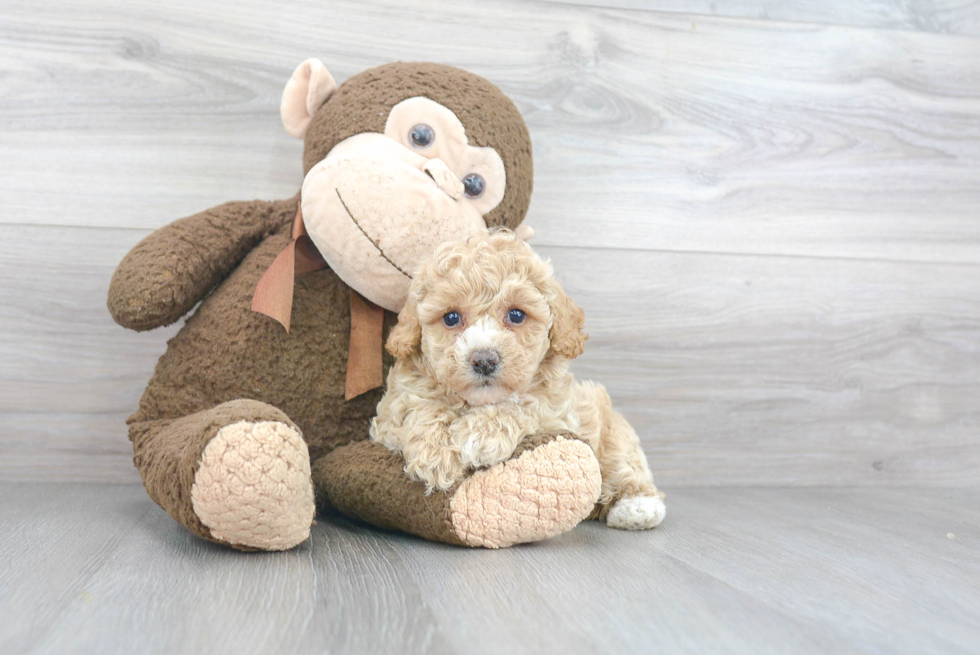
(606, 495, 666, 531)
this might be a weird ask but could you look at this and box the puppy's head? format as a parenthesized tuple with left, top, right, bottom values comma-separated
(386, 230, 587, 405)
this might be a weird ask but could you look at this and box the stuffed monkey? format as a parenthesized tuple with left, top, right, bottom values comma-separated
(107, 60, 603, 551)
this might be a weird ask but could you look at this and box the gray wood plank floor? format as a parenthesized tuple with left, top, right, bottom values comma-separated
(1, 483, 977, 655)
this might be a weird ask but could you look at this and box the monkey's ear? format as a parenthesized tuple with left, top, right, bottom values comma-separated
(386, 296, 423, 360)
(280, 58, 337, 139)
(514, 225, 535, 243)
(548, 281, 588, 360)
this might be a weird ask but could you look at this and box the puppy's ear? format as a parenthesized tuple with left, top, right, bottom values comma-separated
(548, 281, 588, 360)
(386, 297, 422, 359)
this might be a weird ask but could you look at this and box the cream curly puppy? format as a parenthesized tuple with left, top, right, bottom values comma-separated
(370, 230, 665, 530)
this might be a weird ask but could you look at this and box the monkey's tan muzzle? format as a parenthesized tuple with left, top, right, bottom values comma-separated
(301, 133, 487, 313)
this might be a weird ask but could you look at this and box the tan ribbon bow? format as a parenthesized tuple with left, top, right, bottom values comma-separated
(251, 203, 385, 401)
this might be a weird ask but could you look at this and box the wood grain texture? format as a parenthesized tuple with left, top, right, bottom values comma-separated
(0, 0, 978, 486)
(2, 483, 978, 654)
(547, 245, 980, 487)
(3, 2, 979, 651)
(2, 1, 980, 262)
(1, 223, 978, 486)
(539, 0, 980, 37)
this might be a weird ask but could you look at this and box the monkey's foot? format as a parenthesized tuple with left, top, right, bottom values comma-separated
(191, 420, 315, 551)
(448, 434, 602, 548)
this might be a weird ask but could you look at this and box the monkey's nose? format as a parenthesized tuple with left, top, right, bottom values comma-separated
(422, 158, 464, 201)
(470, 350, 500, 377)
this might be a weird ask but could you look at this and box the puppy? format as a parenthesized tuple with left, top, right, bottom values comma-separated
(370, 230, 665, 530)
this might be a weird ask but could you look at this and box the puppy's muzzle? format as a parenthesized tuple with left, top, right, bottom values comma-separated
(470, 350, 500, 378)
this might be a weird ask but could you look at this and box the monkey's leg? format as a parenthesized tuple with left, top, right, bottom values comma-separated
(313, 433, 601, 549)
(129, 399, 315, 551)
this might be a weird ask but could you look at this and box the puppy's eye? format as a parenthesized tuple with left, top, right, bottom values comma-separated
(462, 173, 485, 198)
(410, 124, 435, 149)
(443, 311, 461, 327)
(507, 309, 526, 325)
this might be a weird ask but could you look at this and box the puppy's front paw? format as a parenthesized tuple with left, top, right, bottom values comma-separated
(459, 432, 515, 470)
(606, 496, 666, 530)
(452, 406, 526, 470)
(402, 442, 466, 493)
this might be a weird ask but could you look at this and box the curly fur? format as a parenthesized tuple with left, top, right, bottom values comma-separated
(371, 231, 664, 525)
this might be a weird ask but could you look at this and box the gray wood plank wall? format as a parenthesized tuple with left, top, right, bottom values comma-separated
(1, 0, 978, 486)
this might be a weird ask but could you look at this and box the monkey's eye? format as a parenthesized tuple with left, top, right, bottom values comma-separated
(507, 309, 526, 325)
(410, 124, 435, 149)
(443, 311, 461, 327)
(462, 173, 485, 198)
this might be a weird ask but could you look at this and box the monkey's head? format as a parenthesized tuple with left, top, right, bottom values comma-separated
(280, 59, 533, 312)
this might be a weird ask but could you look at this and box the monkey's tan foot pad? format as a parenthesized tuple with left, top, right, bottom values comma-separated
(191, 420, 315, 551)
(449, 435, 602, 549)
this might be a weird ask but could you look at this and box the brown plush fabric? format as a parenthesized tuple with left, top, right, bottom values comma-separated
(509, 431, 572, 459)
(303, 62, 533, 230)
(125, 196, 397, 466)
(129, 399, 297, 548)
(108, 199, 290, 331)
(109, 62, 541, 549)
(316, 432, 594, 547)
(313, 440, 465, 546)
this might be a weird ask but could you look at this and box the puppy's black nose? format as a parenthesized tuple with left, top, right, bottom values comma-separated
(470, 350, 500, 377)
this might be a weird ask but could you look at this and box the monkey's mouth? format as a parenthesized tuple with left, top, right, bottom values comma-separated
(334, 188, 413, 281)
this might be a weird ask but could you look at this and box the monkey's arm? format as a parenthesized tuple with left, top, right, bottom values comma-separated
(108, 198, 296, 331)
